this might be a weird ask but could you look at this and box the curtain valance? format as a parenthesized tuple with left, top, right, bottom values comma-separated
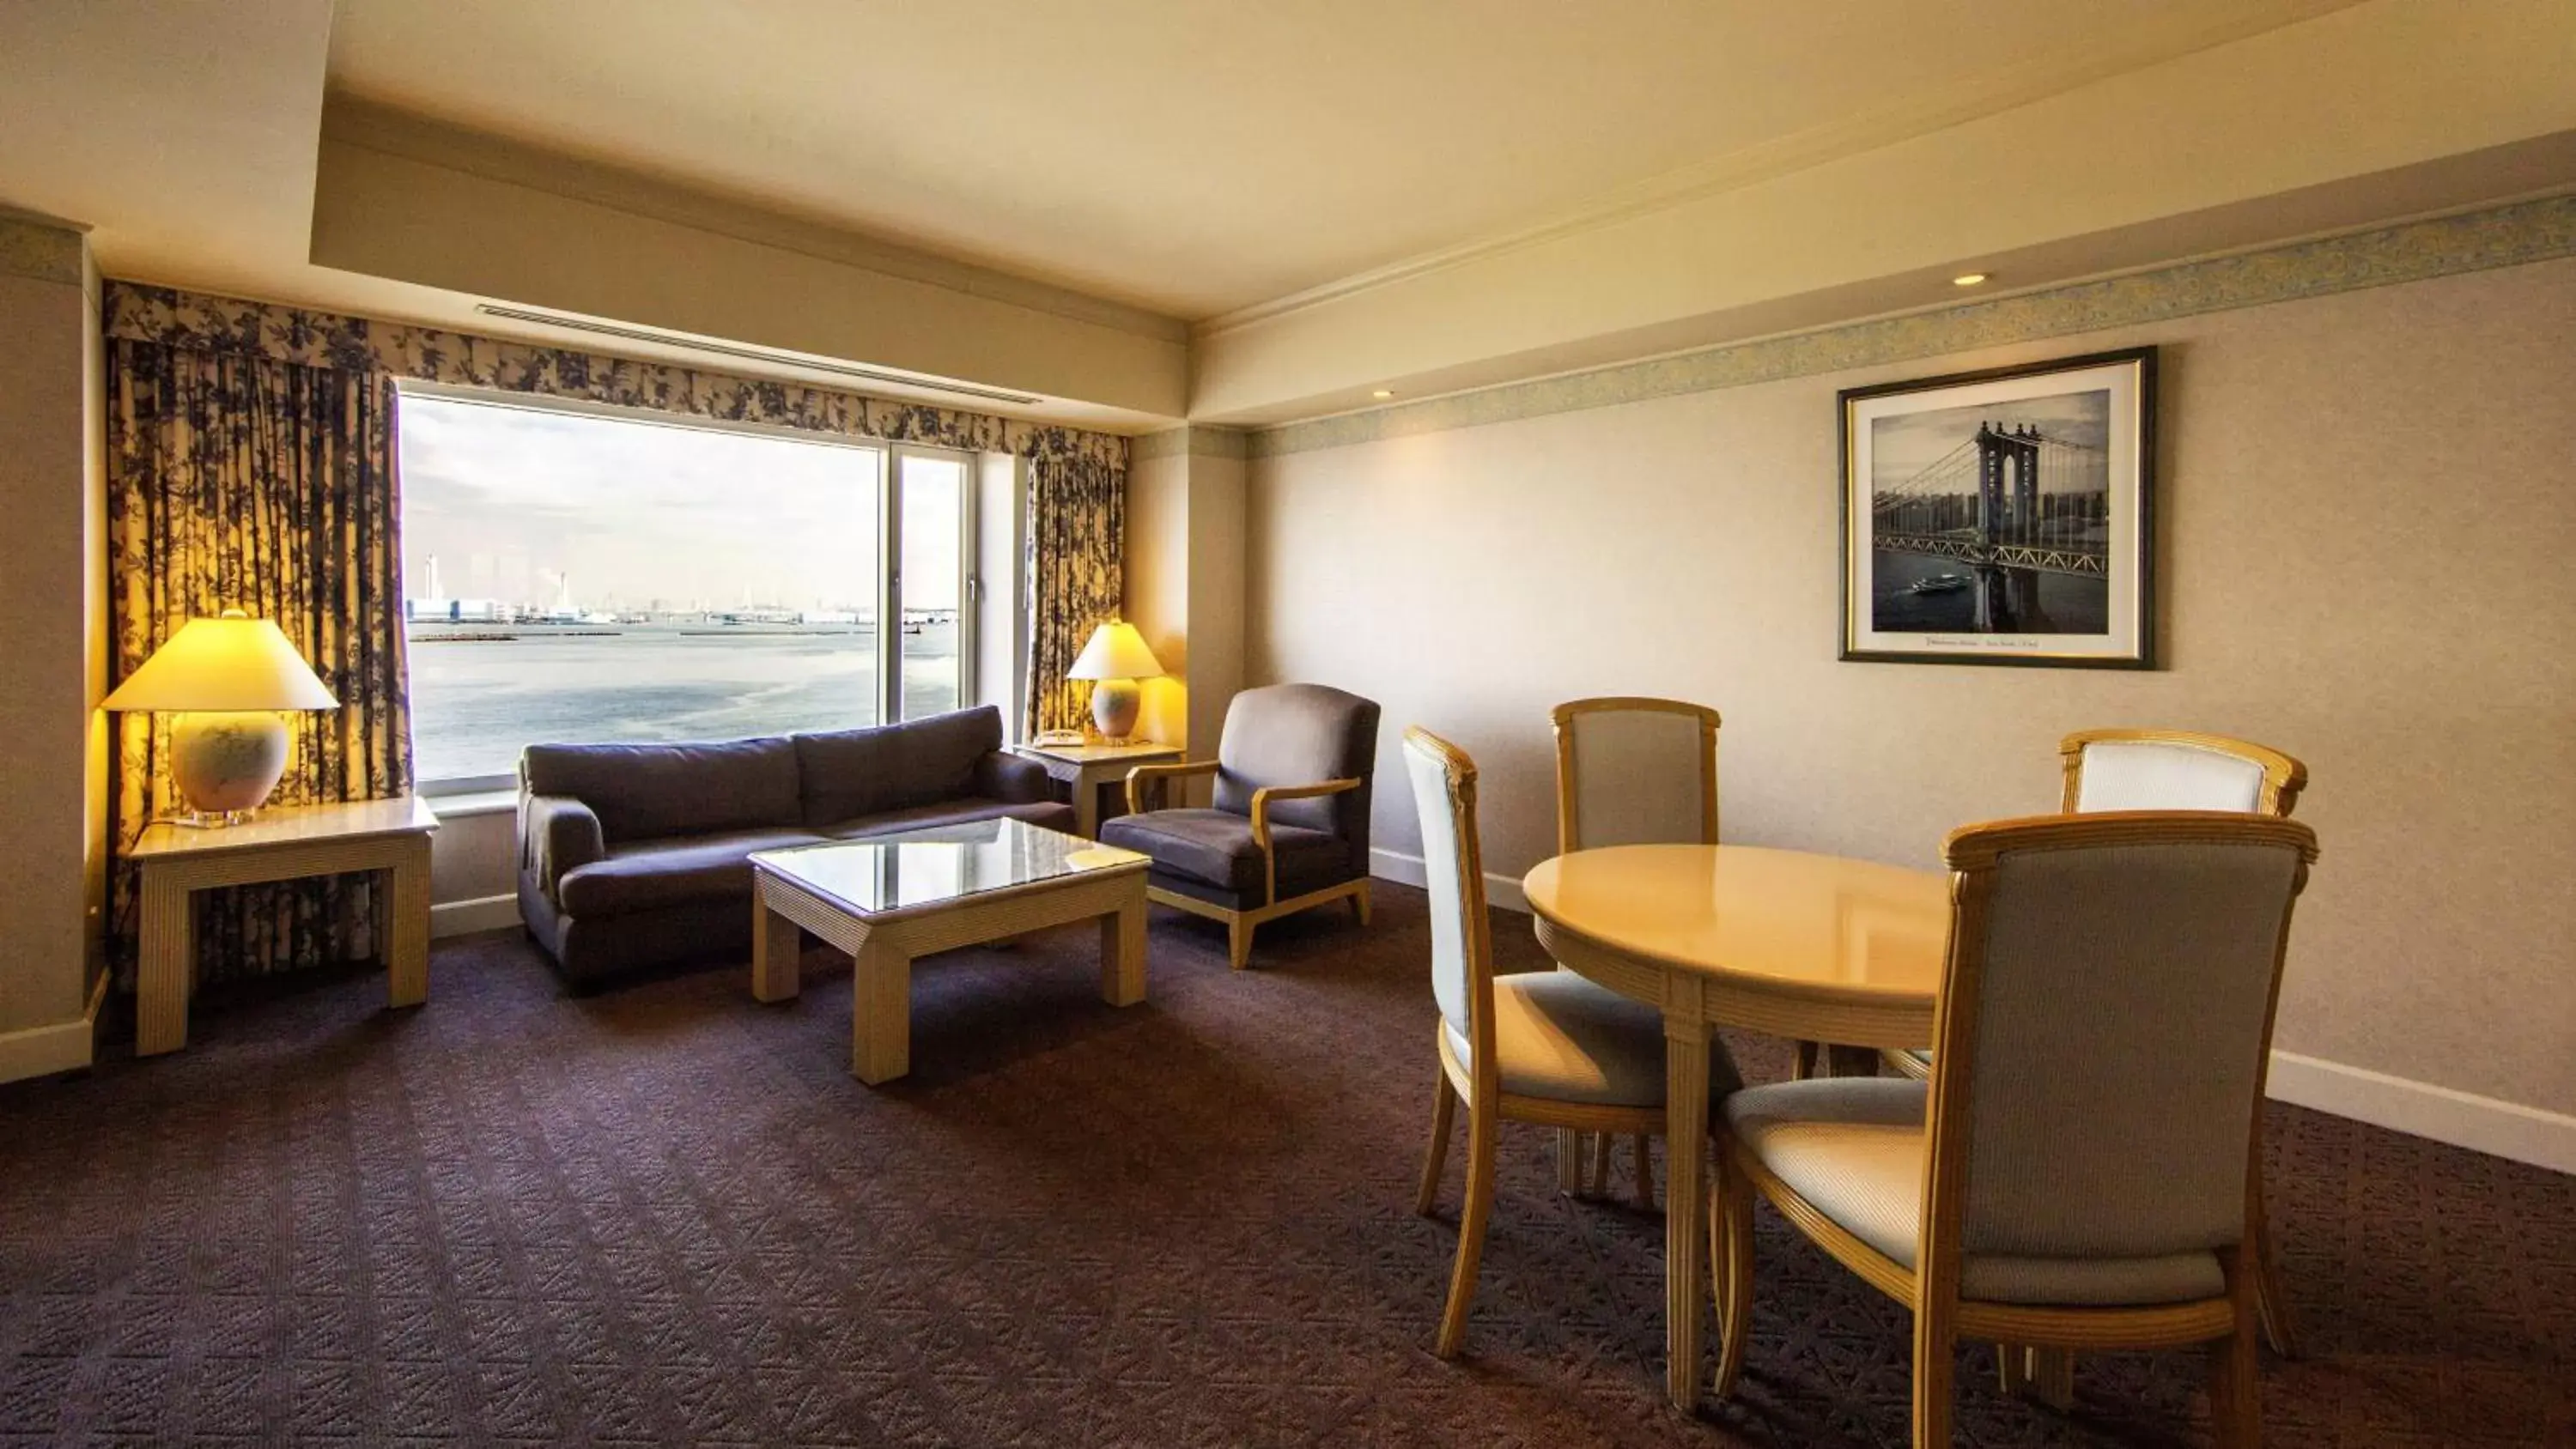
(102, 283, 1130, 471)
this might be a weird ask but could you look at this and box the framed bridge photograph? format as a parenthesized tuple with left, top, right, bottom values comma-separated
(1839, 346, 2155, 668)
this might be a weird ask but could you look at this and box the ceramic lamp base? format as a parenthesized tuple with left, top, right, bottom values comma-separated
(168, 710, 290, 821)
(1089, 677, 1141, 743)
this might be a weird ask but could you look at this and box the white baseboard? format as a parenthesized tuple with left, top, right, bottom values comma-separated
(2267, 1049, 2576, 1176)
(1368, 852, 2572, 1175)
(0, 969, 107, 1084)
(431, 894, 522, 939)
(1371, 846, 1528, 912)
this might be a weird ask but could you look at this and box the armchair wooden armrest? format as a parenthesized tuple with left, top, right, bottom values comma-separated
(1250, 778, 1362, 905)
(1126, 759, 1218, 815)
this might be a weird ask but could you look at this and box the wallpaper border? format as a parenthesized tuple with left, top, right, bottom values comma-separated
(1133, 425, 1250, 464)
(0, 215, 84, 286)
(1249, 192, 2576, 459)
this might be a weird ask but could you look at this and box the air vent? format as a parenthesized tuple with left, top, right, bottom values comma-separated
(471, 304, 1043, 406)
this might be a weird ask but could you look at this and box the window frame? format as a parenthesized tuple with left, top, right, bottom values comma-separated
(887, 442, 981, 724)
(393, 380, 990, 797)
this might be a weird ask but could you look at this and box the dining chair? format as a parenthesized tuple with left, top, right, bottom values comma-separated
(1404, 725, 1742, 1357)
(1885, 727, 2309, 1361)
(1548, 696, 1728, 1206)
(1105, 682, 1381, 969)
(1711, 811, 2319, 1447)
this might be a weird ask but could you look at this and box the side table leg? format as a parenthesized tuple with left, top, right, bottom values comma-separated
(386, 839, 432, 1009)
(751, 895, 802, 1003)
(1101, 891, 1147, 1006)
(137, 871, 194, 1056)
(852, 936, 911, 1084)
(1072, 770, 1100, 839)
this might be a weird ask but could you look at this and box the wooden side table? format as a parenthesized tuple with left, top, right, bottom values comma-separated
(1010, 740, 1183, 837)
(127, 796, 440, 1055)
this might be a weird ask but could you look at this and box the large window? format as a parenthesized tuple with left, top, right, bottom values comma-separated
(397, 389, 981, 788)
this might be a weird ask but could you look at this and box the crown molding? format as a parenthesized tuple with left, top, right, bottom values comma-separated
(1195, 1, 2364, 341)
(1248, 191, 2576, 458)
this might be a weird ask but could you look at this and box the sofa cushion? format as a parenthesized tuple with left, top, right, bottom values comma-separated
(556, 827, 823, 917)
(821, 797, 1078, 840)
(793, 706, 1005, 826)
(1098, 808, 1348, 896)
(522, 737, 802, 843)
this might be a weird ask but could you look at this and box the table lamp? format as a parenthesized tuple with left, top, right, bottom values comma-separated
(1066, 621, 1165, 744)
(100, 609, 341, 827)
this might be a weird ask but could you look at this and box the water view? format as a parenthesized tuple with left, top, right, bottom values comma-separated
(1868, 549, 2108, 634)
(408, 621, 962, 783)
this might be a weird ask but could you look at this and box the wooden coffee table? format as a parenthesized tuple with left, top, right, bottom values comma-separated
(747, 817, 1151, 1083)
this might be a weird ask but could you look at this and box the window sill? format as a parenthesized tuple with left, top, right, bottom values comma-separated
(423, 787, 518, 819)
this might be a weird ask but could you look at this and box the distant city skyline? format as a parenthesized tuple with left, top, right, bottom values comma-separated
(1868, 388, 2113, 495)
(398, 395, 963, 613)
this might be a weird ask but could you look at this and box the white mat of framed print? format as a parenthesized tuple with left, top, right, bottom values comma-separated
(1840, 347, 2155, 668)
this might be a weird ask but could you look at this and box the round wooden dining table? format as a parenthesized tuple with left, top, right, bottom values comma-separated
(1521, 843, 1951, 1409)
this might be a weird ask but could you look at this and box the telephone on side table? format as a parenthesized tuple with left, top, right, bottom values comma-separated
(1031, 729, 1088, 748)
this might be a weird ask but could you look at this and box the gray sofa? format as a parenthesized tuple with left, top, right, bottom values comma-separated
(516, 705, 1076, 987)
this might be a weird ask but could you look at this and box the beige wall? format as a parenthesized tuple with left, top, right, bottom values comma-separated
(1125, 432, 1247, 768)
(1247, 256, 2576, 1119)
(1125, 448, 1194, 749)
(0, 215, 104, 1070)
(311, 135, 1190, 421)
(1194, 0, 2576, 422)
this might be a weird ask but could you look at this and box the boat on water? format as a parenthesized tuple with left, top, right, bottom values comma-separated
(1905, 572, 1971, 596)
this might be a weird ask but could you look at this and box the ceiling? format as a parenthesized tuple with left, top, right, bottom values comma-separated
(2, 1, 2566, 428)
(325, 0, 2361, 321)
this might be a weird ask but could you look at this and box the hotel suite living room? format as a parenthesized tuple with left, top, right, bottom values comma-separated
(2, 3, 2572, 1446)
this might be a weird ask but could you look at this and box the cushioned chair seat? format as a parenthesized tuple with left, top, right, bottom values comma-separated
(1441, 968, 1743, 1107)
(1726, 1078, 2225, 1306)
(1098, 808, 1348, 895)
(821, 797, 1076, 840)
(556, 828, 824, 916)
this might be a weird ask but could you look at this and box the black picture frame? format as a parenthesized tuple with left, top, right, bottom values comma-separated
(1838, 345, 2157, 668)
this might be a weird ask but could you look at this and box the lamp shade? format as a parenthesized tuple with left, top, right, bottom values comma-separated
(100, 610, 340, 712)
(1066, 621, 1165, 682)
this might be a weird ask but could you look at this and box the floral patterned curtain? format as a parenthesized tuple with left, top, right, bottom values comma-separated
(1022, 437, 1126, 737)
(104, 341, 410, 985)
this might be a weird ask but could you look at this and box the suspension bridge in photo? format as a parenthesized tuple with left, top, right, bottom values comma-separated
(1869, 421, 2111, 631)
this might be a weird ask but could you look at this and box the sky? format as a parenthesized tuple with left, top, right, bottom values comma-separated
(397, 395, 964, 613)
(1868, 386, 2111, 497)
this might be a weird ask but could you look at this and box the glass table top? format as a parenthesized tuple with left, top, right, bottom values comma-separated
(750, 817, 1145, 918)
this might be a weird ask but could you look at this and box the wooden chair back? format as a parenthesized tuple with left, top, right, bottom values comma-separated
(1552, 697, 1722, 854)
(2060, 728, 2306, 817)
(1922, 813, 2318, 1291)
(1402, 726, 1498, 1104)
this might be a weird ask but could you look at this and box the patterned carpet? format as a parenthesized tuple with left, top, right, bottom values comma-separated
(0, 885, 2567, 1447)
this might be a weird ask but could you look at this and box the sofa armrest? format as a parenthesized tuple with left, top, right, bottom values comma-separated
(519, 791, 606, 898)
(1249, 778, 1362, 904)
(1126, 759, 1218, 815)
(975, 749, 1056, 804)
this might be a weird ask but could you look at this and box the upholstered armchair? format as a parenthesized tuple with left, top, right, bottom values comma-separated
(1100, 682, 1381, 968)
(1711, 812, 2319, 1447)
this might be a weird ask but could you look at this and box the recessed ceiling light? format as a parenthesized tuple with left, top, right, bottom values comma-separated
(1952, 272, 1990, 288)
(1372, 389, 1395, 399)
